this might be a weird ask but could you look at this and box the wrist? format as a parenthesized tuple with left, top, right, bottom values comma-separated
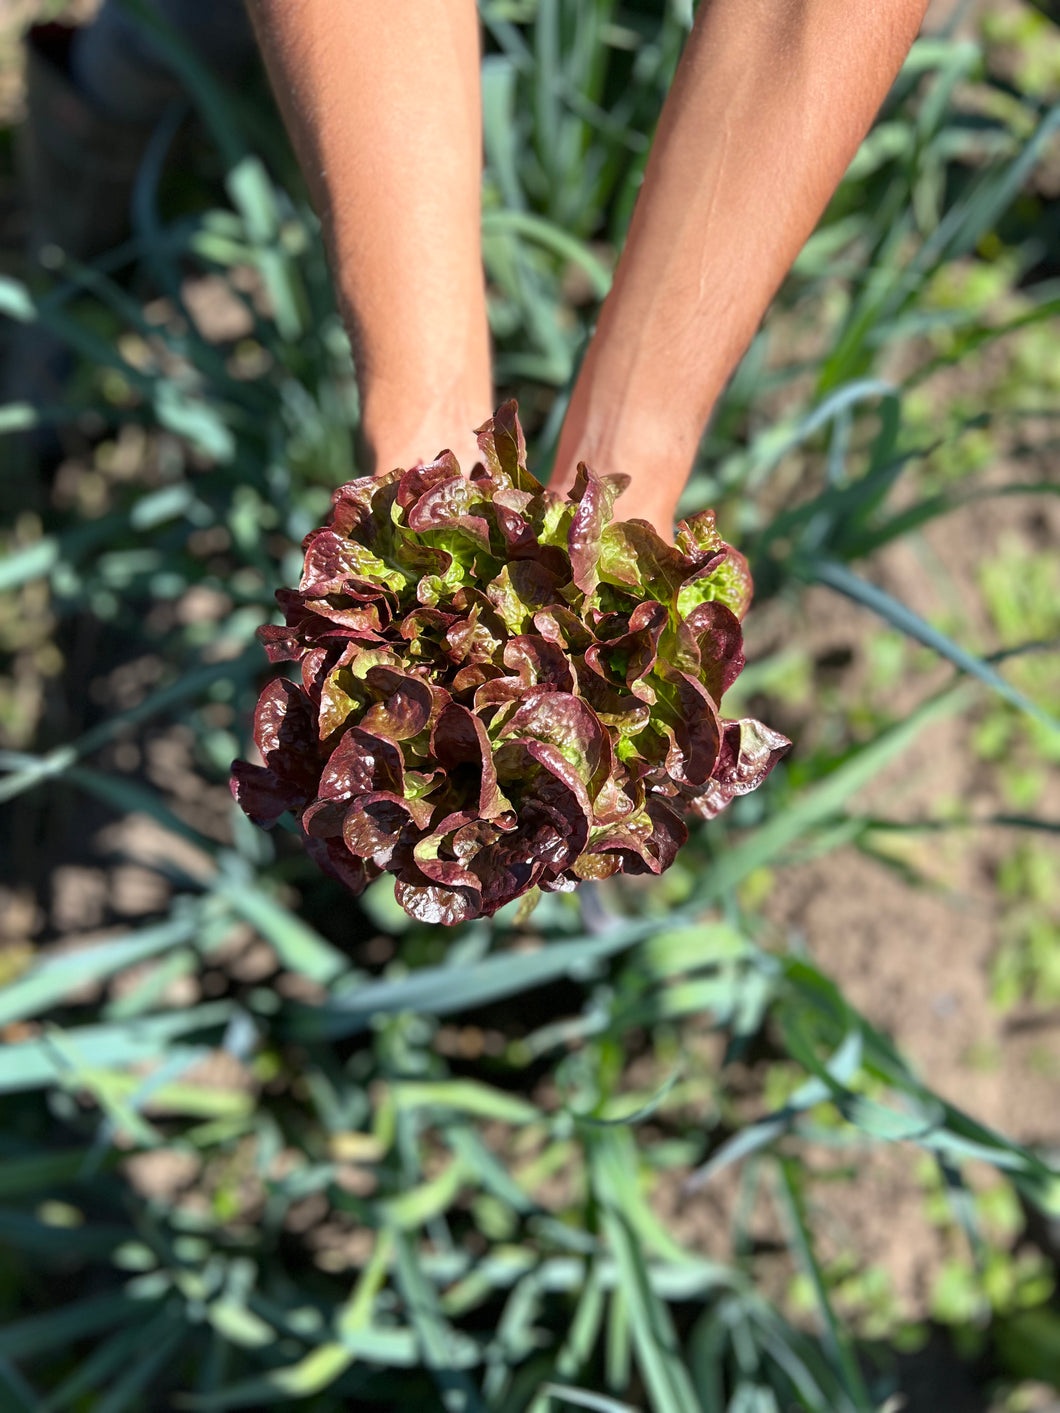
(359, 384, 492, 479)
(551, 385, 700, 540)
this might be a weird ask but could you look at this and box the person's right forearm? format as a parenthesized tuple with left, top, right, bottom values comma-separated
(246, 0, 492, 475)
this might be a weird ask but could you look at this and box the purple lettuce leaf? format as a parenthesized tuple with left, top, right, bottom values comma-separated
(232, 402, 789, 923)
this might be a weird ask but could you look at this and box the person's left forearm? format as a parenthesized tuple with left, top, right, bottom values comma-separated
(553, 0, 930, 531)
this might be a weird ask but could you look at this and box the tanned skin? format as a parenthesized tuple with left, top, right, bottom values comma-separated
(246, 1, 492, 477)
(248, 0, 930, 533)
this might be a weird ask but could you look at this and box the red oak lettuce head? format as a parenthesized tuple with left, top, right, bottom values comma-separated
(232, 402, 789, 924)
